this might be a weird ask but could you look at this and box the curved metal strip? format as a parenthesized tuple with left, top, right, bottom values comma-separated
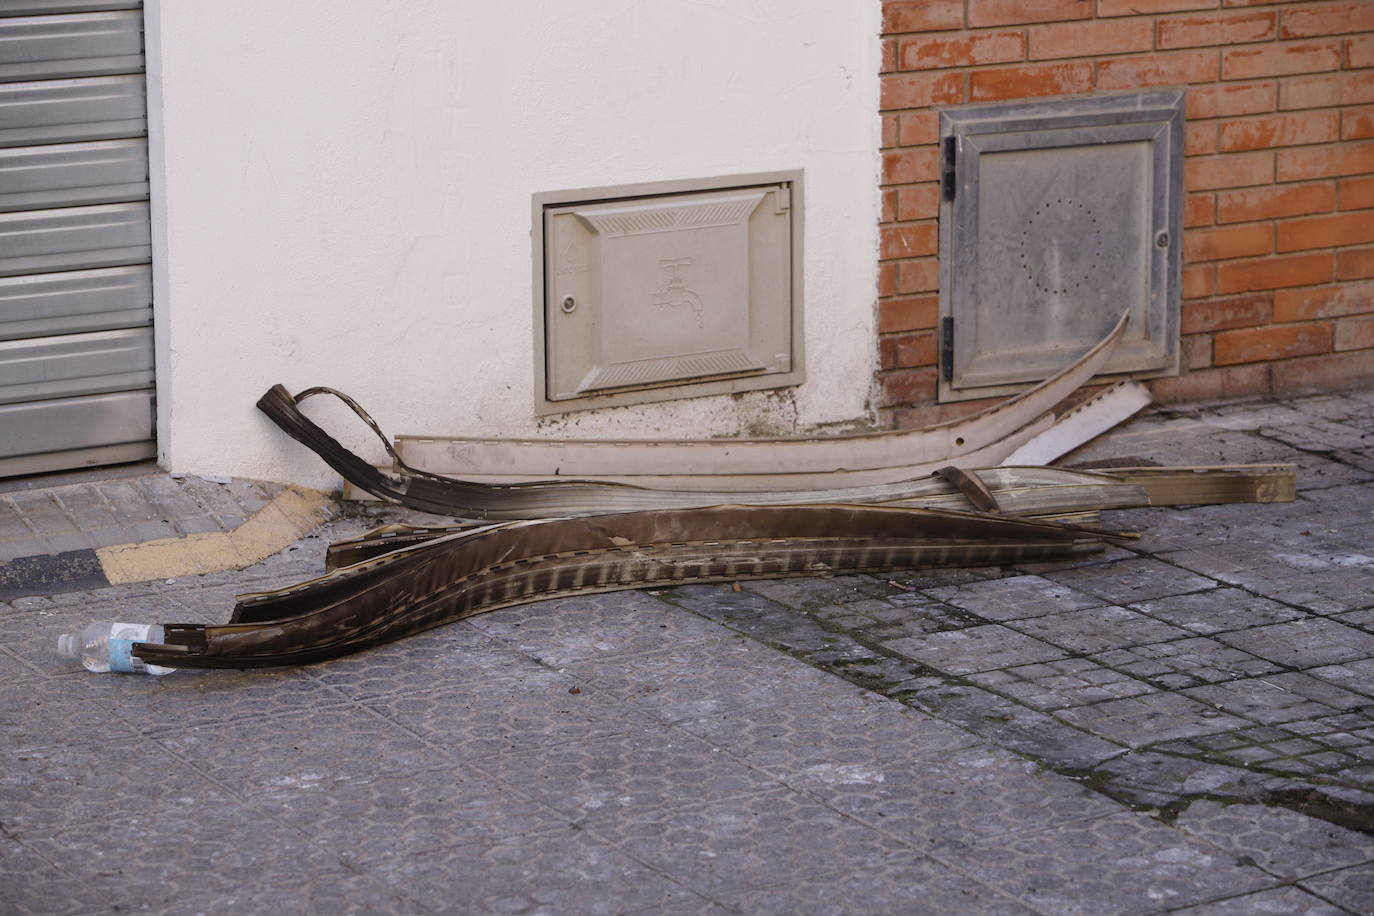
(133, 503, 1121, 669)
(396, 311, 1131, 479)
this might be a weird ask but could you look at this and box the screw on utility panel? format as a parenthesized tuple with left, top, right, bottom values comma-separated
(561, 296, 577, 314)
(1155, 231, 1170, 248)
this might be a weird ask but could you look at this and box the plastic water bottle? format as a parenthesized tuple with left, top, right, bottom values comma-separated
(57, 622, 176, 675)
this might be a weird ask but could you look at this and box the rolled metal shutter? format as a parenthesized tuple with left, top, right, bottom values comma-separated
(0, 2, 154, 478)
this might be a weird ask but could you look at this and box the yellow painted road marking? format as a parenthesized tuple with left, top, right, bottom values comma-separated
(96, 486, 333, 584)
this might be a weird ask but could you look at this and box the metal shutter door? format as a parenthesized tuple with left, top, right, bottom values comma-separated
(0, 2, 154, 477)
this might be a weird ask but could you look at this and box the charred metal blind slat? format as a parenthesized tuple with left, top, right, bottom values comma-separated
(0, 1, 153, 478)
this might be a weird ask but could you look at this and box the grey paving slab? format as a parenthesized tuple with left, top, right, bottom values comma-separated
(587, 787, 914, 897)
(1173, 800, 1374, 880)
(1006, 604, 1193, 653)
(922, 573, 1103, 621)
(717, 854, 1035, 915)
(1218, 618, 1374, 670)
(1297, 862, 1374, 913)
(788, 743, 1123, 854)
(152, 704, 464, 801)
(24, 806, 356, 912)
(1172, 886, 1348, 915)
(970, 657, 1156, 710)
(951, 811, 1276, 914)
(1130, 588, 1308, 636)
(884, 623, 1068, 675)
(1054, 691, 1249, 747)
(1184, 673, 1370, 727)
(267, 767, 566, 866)
(1308, 659, 1374, 700)
(364, 825, 708, 914)
(1044, 556, 1218, 606)
(484, 728, 785, 825)
(1, 838, 113, 916)
(466, 589, 730, 666)
(1090, 636, 1283, 690)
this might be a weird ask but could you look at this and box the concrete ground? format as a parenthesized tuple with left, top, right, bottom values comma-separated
(3, 386, 1374, 914)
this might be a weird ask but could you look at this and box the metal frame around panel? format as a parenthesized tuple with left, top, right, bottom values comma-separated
(531, 170, 805, 416)
(937, 91, 1184, 403)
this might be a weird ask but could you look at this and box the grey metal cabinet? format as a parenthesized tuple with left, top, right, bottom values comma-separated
(938, 92, 1184, 402)
(0, 1, 154, 477)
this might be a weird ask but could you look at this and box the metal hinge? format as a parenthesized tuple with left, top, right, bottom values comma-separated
(940, 316, 954, 381)
(941, 136, 957, 202)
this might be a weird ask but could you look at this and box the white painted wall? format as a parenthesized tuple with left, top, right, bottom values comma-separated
(145, 0, 881, 488)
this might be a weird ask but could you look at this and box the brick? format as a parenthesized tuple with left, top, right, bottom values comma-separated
(968, 0, 1092, 28)
(1186, 193, 1216, 227)
(1183, 333, 1214, 369)
(898, 111, 939, 146)
(1274, 279, 1374, 320)
(1349, 35, 1374, 69)
(1336, 246, 1374, 280)
(1159, 10, 1276, 49)
(878, 295, 939, 333)
(1187, 81, 1276, 119)
(1184, 264, 1216, 299)
(1149, 364, 1271, 404)
(897, 184, 939, 221)
(1181, 293, 1272, 333)
(1185, 223, 1272, 262)
(1218, 110, 1340, 151)
(1186, 123, 1219, 156)
(883, 39, 898, 74)
(1335, 314, 1374, 350)
(896, 258, 939, 294)
(879, 367, 938, 407)
(899, 32, 1024, 71)
(1029, 19, 1152, 60)
(1098, 51, 1219, 91)
(970, 62, 1093, 102)
(1277, 140, 1374, 180)
(885, 398, 995, 430)
(1216, 252, 1333, 292)
(1343, 106, 1374, 140)
(1340, 175, 1374, 210)
(879, 330, 938, 369)
(883, 148, 940, 184)
(882, 189, 898, 223)
(1186, 151, 1274, 190)
(1279, 72, 1374, 109)
(883, 0, 963, 34)
(881, 72, 964, 111)
(882, 113, 899, 149)
(1280, 2, 1374, 40)
(1276, 211, 1374, 253)
(1217, 182, 1337, 223)
(1223, 40, 1343, 80)
(879, 262, 897, 297)
(1272, 348, 1374, 392)
(1214, 322, 1331, 364)
(881, 223, 938, 260)
(1100, 0, 1217, 15)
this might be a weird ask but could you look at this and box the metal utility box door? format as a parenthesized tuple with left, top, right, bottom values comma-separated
(534, 172, 803, 415)
(938, 92, 1184, 401)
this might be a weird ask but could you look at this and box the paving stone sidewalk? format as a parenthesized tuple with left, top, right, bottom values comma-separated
(0, 467, 282, 563)
(3, 387, 1374, 914)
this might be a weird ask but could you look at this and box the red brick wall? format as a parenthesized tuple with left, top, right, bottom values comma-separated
(878, 0, 1374, 424)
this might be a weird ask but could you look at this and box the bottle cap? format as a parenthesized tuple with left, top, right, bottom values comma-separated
(57, 634, 78, 658)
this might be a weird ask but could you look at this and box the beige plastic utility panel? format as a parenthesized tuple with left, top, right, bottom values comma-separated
(534, 172, 803, 414)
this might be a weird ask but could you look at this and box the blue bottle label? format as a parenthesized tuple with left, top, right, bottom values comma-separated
(108, 638, 137, 672)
